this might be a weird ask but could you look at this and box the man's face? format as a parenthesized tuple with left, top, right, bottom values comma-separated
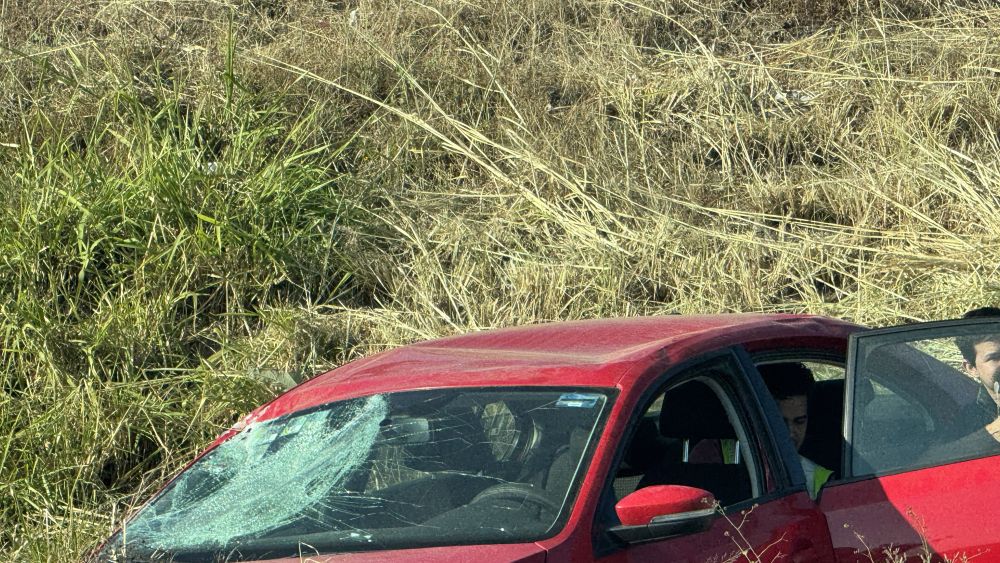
(965, 338, 1000, 401)
(777, 395, 808, 451)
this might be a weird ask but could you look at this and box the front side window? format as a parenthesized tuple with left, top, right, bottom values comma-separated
(100, 387, 612, 561)
(848, 320, 1000, 476)
(609, 355, 767, 508)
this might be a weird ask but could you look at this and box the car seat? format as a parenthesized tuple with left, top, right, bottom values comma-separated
(638, 379, 751, 506)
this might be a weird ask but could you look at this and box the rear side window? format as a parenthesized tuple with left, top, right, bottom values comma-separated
(848, 321, 1000, 477)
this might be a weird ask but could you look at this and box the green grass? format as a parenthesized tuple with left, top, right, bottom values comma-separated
(3, 0, 1000, 559)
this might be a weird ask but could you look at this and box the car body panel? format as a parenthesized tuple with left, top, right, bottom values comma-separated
(821, 455, 1000, 561)
(584, 491, 835, 563)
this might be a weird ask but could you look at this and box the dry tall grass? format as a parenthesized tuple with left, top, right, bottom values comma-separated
(3, 0, 1000, 559)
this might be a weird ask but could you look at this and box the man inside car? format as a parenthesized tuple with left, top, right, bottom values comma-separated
(958, 306, 1000, 407)
(758, 363, 832, 499)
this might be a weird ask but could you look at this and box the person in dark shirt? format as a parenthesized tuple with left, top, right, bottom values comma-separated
(945, 307, 1000, 452)
(957, 306, 1000, 408)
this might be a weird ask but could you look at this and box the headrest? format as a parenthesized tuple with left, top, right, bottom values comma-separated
(807, 379, 845, 435)
(567, 426, 589, 451)
(622, 417, 664, 470)
(659, 380, 737, 440)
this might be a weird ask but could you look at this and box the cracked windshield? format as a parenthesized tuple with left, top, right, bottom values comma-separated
(102, 388, 610, 561)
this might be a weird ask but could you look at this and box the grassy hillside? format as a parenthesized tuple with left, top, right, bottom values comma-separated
(3, 0, 1000, 558)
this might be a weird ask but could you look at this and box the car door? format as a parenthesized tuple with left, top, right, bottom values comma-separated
(589, 351, 836, 563)
(818, 318, 1000, 562)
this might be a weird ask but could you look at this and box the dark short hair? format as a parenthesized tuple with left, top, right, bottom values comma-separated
(956, 307, 1000, 365)
(758, 362, 814, 400)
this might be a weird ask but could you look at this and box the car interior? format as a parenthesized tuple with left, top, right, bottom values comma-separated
(107, 389, 613, 562)
(638, 379, 753, 506)
(355, 391, 604, 537)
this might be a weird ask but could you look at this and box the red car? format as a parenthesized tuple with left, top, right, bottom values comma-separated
(96, 314, 1000, 562)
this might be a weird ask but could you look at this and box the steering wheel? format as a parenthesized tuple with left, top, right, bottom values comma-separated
(469, 483, 561, 513)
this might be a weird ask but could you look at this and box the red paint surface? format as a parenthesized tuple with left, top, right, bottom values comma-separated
(821, 455, 1000, 562)
(572, 491, 836, 563)
(614, 485, 715, 526)
(226, 314, 852, 562)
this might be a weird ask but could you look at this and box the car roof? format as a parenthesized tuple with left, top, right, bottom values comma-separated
(244, 314, 860, 423)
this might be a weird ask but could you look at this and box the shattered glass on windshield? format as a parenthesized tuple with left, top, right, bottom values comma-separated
(100, 388, 611, 561)
(121, 395, 388, 549)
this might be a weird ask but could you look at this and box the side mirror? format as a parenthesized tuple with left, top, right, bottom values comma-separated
(608, 485, 718, 544)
